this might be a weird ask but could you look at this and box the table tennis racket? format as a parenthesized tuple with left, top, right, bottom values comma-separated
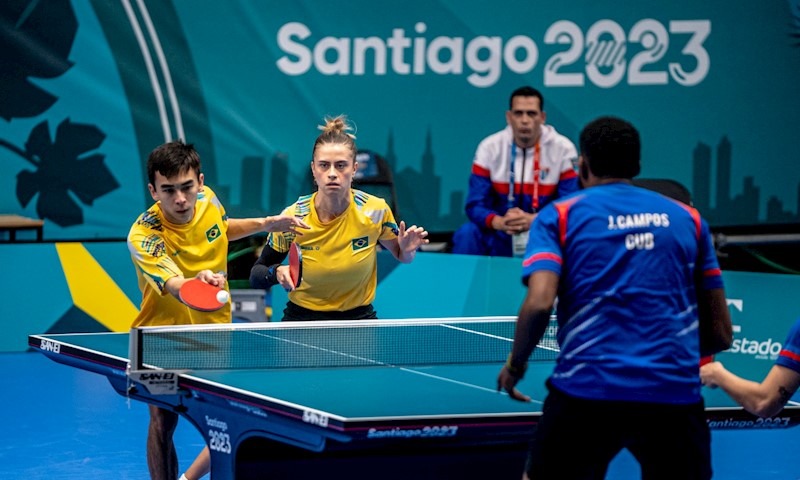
(289, 242, 302, 288)
(699, 355, 714, 366)
(179, 278, 229, 311)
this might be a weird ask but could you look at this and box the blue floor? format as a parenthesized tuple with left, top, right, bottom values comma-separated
(0, 352, 204, 479)
(1, 351, 798, 479)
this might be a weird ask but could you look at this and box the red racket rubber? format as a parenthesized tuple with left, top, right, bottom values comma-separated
(289, 243, 302, 288)
(179, 278, 227, 311)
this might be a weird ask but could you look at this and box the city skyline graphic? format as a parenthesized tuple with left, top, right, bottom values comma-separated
(221, 131, 800, 233)
(693, 136, 800, 225)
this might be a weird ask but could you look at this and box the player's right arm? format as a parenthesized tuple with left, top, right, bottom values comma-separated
(498, 270, 559, 402)
(513, 270, 559, 365)
(701, 361, 800, 418)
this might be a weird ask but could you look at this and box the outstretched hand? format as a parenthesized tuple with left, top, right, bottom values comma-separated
(265, 214, 310, 235)
(397, 220, 429, 254)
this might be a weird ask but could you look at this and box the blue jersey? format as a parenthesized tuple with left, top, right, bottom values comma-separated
(776, 318, 800, 373)
(523, 183, 724, 404)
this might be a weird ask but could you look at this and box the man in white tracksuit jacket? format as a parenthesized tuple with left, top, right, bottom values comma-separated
(452, 86, 579, 257)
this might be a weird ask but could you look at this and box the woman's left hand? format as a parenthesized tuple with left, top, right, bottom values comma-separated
(397, 220, 429, 254)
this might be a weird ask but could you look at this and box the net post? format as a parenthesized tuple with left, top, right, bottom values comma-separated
(128, 327, 143, 372)
(127, 327, 185, 395)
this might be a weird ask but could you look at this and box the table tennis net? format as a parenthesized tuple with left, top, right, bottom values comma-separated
(130, 317, 559, 371)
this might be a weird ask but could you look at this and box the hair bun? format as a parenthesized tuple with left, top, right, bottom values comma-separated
(318, 115, 356, 139)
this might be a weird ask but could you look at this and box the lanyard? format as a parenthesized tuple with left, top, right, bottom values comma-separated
(508, 142, 541, 211)
(532, 142, 541, 211)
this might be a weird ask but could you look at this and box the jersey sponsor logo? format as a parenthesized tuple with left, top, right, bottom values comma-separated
(206, 224, 221, 242)
(352, 236, 369, 250)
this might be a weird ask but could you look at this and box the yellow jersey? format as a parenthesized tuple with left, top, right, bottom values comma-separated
(267, 190, 398, 312)
(127, 186, 230, 326)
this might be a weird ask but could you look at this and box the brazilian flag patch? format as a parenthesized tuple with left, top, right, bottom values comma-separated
(351, 236, 369, 251)
(206, 224, 222, 242)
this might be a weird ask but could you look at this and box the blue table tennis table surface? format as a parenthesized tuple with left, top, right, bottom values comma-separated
(28, 318, 800, 479)
(31, 323, 546, 434)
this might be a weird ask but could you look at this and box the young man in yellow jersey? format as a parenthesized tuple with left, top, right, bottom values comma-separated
(128, 140, 308, 479)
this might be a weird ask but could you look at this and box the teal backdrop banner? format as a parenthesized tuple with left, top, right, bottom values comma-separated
(2, 1, 800, 239)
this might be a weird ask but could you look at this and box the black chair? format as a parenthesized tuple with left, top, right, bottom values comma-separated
(632, 178, 692, 205)
(354, 149, 400, 215)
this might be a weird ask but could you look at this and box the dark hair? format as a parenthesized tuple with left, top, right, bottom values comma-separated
(311, 115, 357, 161)
(579, 116, 641, 179)
(147, 140, 201, 185)
(509, 86, 544, 111)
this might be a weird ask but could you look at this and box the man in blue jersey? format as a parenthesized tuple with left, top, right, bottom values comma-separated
(701, 317, 800, 418)
(452, 86, 579, 257)
(497, 116, 733, 479)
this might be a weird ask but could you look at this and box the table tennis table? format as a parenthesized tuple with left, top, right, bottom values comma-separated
(28, 317, 800, 479)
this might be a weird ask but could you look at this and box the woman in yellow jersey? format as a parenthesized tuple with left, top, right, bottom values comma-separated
(250, 115, 429, 321)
